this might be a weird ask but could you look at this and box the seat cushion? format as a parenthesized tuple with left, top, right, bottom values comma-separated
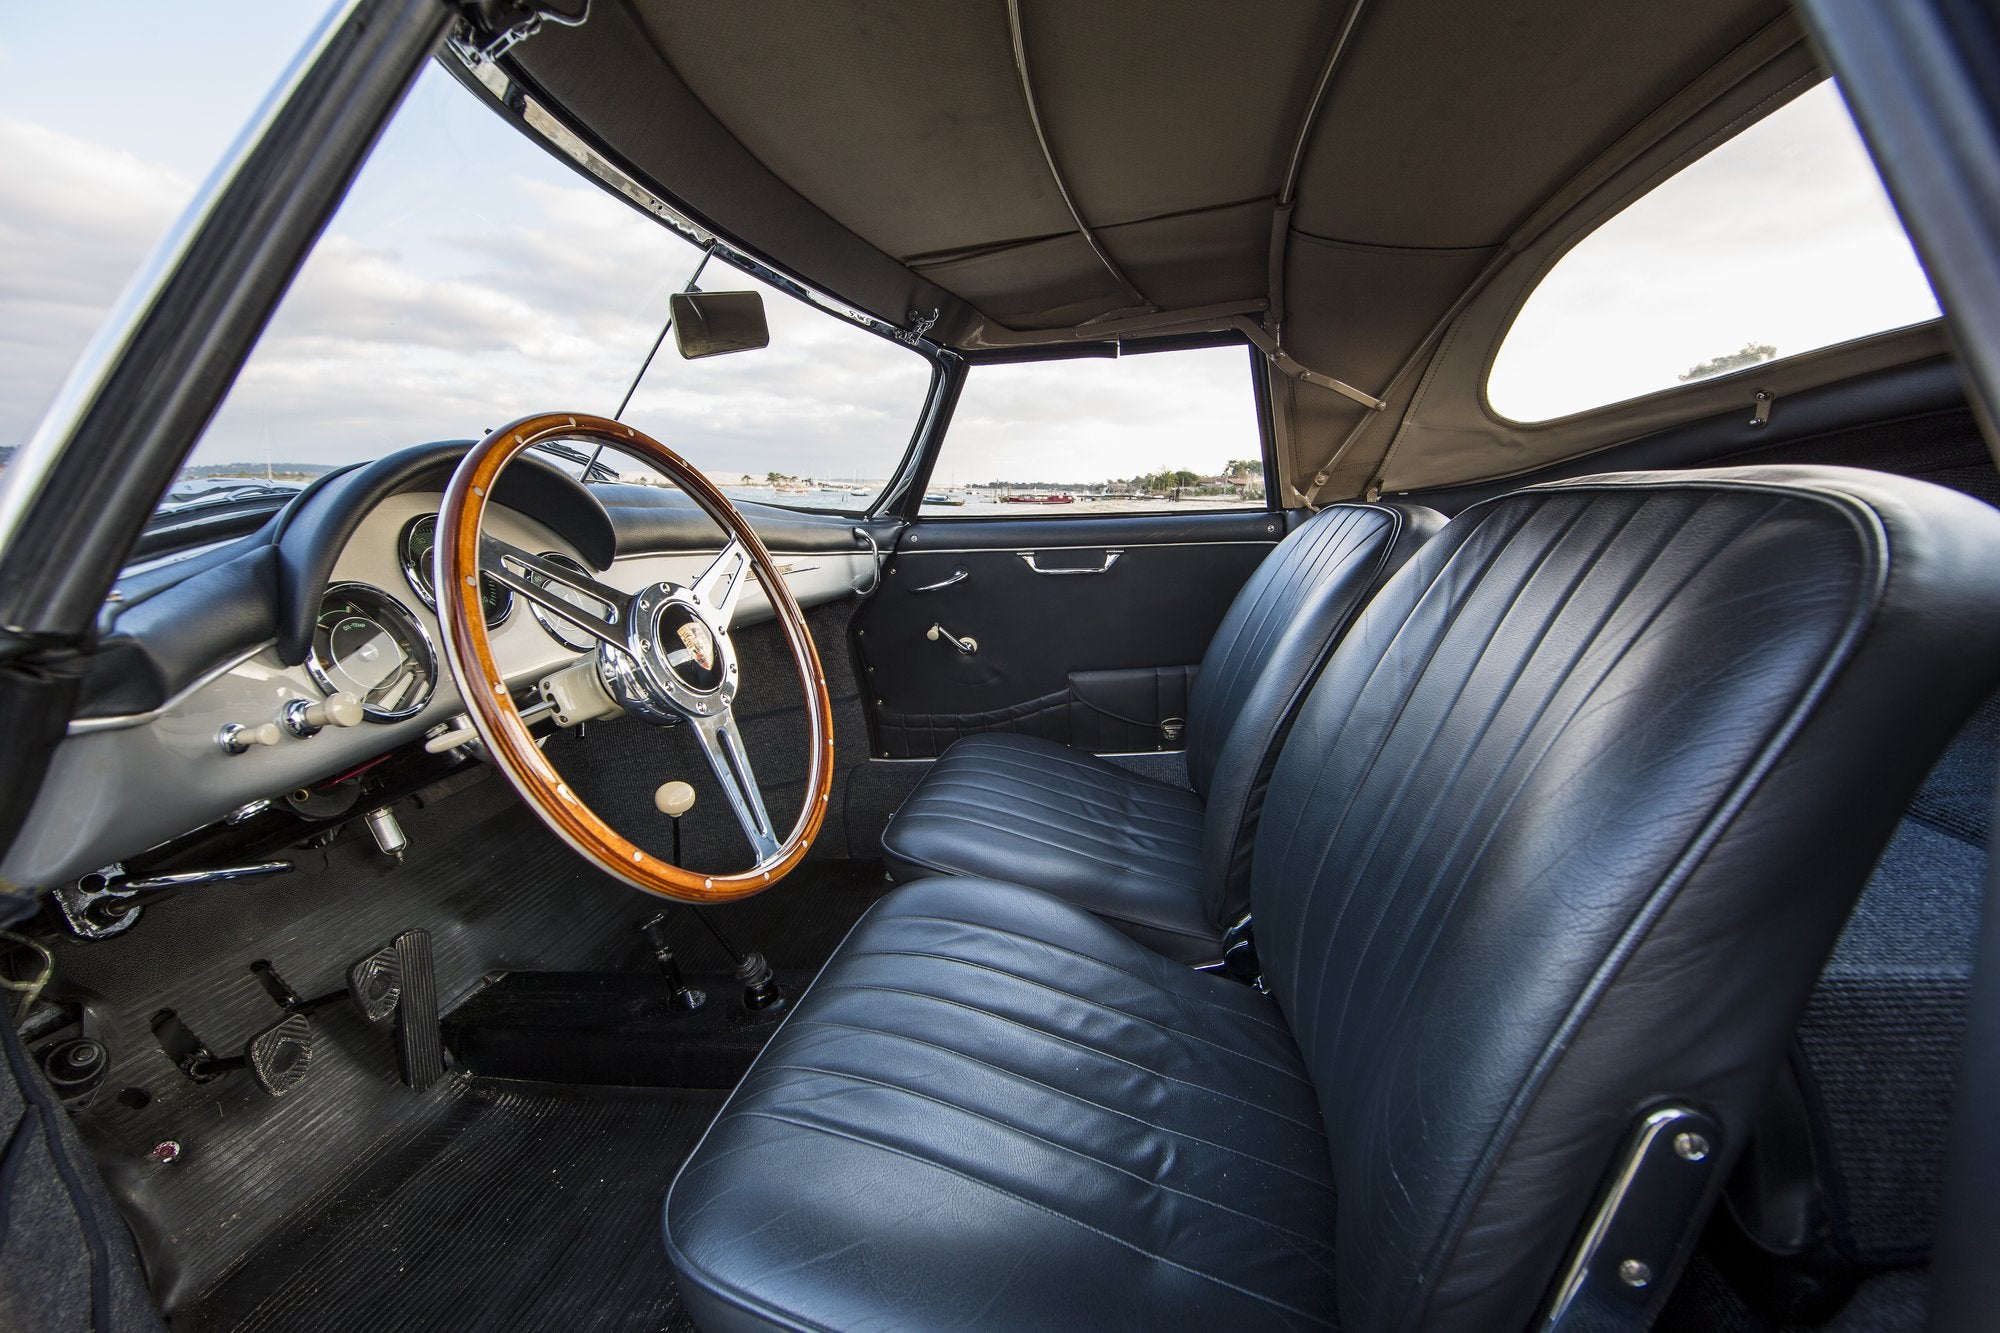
(665, 877, 1337, 1332)
(879, 733, 1218, 960)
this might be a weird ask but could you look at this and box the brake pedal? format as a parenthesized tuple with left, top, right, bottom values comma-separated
(391, 929, 444, 1092)
(347, 942, 403, 1023)
(245, 1013, 315, 1097)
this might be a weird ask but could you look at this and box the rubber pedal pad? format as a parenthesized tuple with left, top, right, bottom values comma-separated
(391, 929, 444, 1093)
(245, 1013, 315, 1097)
(347, 942, 404, 1023)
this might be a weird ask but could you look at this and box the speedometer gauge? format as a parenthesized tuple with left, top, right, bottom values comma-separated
(399, 513, 512, 627)
(308, 583, 438, 721)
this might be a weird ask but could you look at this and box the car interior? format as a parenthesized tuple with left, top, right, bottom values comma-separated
(2, 1, 1999, 1330)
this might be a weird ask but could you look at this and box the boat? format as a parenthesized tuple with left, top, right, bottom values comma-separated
(999, 492, 1075, 504)
(924, 492, 967, 506)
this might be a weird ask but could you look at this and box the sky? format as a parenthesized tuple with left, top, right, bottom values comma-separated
(0, 1, 1249, 489)
(0, 6, 1941, 489)
(1488, 82, 1939, 422)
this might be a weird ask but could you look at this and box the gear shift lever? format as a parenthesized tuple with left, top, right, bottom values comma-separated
(656, 780, 780, 1008)
(655, 781, 695, 866)
(654, 780, 783, 1011)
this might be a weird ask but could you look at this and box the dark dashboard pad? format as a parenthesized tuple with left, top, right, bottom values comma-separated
(854, 510, 1280, 758)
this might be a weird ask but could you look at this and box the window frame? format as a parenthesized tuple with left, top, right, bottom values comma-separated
(1477, 77, 1945, 431)
(897, 332, 1278, 523)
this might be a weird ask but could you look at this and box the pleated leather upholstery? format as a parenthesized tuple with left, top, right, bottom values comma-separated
(881, 501, 1442, 954)
(1187, 502, 1445, 913)
(1255, 468, 2000, 1329)
(665, 877, 1338, 1331)
(877, 732, 1216, 957)
(669, 467, 2000, 1332)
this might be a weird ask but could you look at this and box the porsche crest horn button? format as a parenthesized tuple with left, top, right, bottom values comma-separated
(677, 620, 716, 672)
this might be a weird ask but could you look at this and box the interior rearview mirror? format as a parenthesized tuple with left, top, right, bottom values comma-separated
(671, 291, 770, 360)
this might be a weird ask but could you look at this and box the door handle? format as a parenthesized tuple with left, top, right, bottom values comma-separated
(911, 567, 969, 593)
(1018, 550, 1122, 575)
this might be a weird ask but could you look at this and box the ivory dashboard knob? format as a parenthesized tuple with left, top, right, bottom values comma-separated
(219, 722, 283, 755)
(283, 692, 365, 737)
(655, 781, 697, 818)
(312, 692, 365, 729)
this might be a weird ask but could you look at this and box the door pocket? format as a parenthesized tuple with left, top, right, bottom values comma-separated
(873, 665, 1197, 758)
(1067, 665, 1197, 753)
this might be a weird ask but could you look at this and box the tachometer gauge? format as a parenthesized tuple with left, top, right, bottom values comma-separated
(308, 583, 439, 721)
(525, 552, 602, 652)
(399, 513, 512, 627)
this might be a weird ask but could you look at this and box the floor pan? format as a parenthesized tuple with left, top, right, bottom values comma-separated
(174, 1077, 720, 1333)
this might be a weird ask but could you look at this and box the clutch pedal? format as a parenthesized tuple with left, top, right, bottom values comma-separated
(151, 1008, 315, 1097)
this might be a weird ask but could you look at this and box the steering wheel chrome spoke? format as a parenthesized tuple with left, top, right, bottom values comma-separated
(691, 707, 782, 864)
(691, 538, 751, 629)
(478, 533, 629, 650)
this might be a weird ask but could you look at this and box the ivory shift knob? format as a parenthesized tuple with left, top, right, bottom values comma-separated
(655, 781, 697, 818)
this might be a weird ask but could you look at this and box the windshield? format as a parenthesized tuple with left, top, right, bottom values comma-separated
(1, 6, 934, 519)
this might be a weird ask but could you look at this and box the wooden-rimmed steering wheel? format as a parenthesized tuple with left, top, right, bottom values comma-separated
(435, 412, 832, 902)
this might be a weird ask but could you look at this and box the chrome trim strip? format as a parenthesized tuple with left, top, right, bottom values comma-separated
(898, 538, 1278, 556)
(67, 640, 278, 735)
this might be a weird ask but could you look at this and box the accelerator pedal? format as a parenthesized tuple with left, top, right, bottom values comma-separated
(390, 929, 444, 1092)
(245, 1013, 315, 1097)
(347, 942, 404, 1023)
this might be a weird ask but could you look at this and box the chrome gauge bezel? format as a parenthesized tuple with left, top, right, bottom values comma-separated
(308, 581, 440, 722)
(525, 551, 601, 652)
(398, 513, 513, 628)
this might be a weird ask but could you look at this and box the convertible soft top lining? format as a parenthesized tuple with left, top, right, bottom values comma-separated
(510, 0, 1941, 498)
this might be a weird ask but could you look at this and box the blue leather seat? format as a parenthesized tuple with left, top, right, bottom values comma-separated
(880, 500, 1443, 960)
(669, 469, 2000, 1331)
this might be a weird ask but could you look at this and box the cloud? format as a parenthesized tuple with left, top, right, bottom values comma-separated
(0, 119, 192, 442)
(1488, 84, 1939, 422)
(4, 86, 1258, 490)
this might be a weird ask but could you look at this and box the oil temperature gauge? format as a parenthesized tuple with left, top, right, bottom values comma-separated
(308, 583, 439, 721)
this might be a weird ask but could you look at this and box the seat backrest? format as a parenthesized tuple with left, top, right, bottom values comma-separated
(1185, 500, 1442, 926)
(1248, 468, 2000, 1331)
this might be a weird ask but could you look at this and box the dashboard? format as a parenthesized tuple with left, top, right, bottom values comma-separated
(2, 447, 889, 891)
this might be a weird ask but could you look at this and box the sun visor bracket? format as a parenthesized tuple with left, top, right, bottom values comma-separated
(448, 0, 589, 68)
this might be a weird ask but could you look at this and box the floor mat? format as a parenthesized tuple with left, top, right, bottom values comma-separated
(172, 1078, 719, 1333)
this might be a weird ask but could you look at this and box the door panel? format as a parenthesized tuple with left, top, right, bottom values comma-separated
(853, 510, 1280, 758)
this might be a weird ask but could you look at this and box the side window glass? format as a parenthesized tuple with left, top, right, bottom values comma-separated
(923, 344, 1265, 515)
(1486, 81, 1940, 423)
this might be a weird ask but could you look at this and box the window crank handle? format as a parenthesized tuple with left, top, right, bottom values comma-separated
(925, 623, 978, 655)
